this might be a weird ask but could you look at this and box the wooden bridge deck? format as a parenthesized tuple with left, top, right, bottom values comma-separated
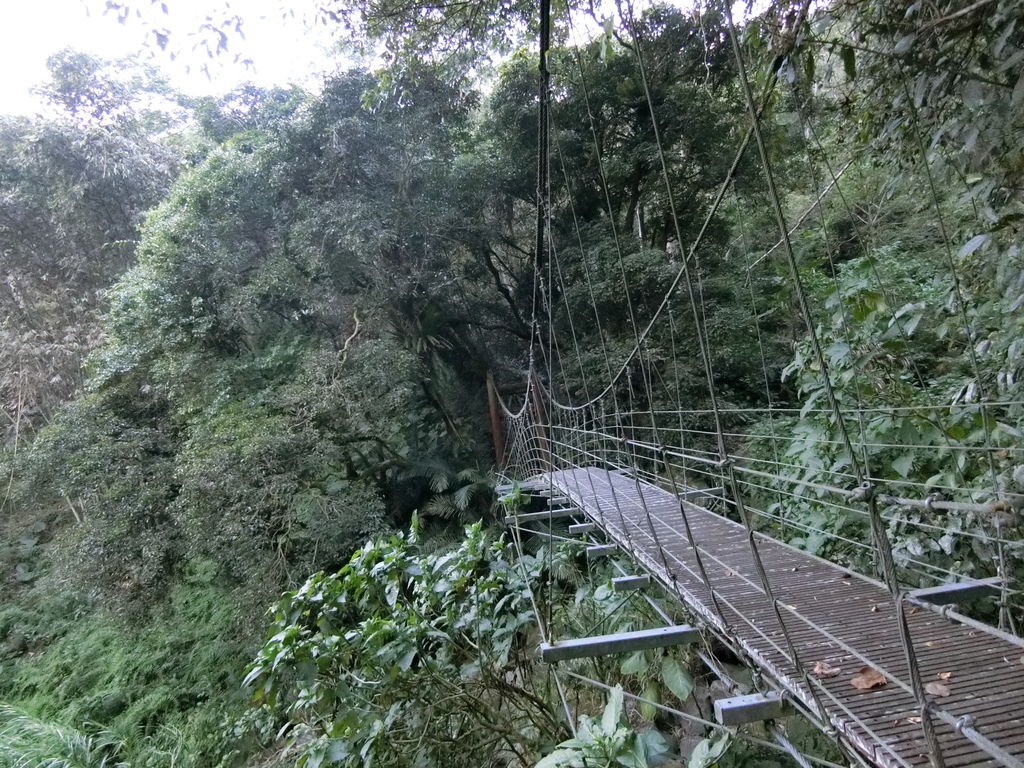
(536, 466, 1024, 768)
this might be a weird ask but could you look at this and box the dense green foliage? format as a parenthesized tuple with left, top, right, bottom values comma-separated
(1, 0, 1022, 766)
(0, 51, 181, 441)
(247, 520, 561, 766)
(729, 0, 1024, 590)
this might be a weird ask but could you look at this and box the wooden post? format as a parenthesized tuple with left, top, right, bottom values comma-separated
(486, 372, 506, 469)
(529, 372, 550, 471)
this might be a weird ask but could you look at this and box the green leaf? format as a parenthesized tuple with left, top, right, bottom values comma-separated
(640, 679, 659, 720)
(894, 33, 915, 54)
(536, 748, 585, 768)
(661, 658, 694, 700)
(840, 45, 856, 80)
(803, 51, 815, 83)
(327, 740, 349, 761)
(958, 234, 989, 259)
(688, 734, 731, 768)
(602, 686, 625, 733)
(620, 651, 649, 677)
(1013, 69, 1024, 108)
(891, 453, 915, 479)
(639, 728, 671, 761)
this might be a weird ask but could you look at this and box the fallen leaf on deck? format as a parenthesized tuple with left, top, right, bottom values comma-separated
(937, 671, 952, 681)
(925, 682, 950, 697)
(907, 716, 922, 724)
(850, 667, 887, 690)
(812, 661, 841, 678)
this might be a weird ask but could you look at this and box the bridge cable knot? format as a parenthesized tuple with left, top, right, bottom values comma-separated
(847, 481, 875, 503)
(955, 714, 975, 734)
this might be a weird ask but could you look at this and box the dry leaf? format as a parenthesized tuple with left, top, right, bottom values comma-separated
(937, 671, 952, 681)
(925, 682, 950, 697)
(909, 606, 920, 615)
(870, 605, 880, 612)
(907, 716, 923, 724)
(850, 667, 887, 690)
(812, 660, 841, 678)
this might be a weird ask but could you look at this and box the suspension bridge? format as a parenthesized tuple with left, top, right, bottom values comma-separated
(491, 1, 1024, 766)
(497, 408, 1024, 768)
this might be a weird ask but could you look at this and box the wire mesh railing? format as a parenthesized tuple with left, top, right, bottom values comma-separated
(498, 380, 1024, 768)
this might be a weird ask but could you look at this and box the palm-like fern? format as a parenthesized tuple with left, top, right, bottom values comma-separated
(399, 459, 497, 523)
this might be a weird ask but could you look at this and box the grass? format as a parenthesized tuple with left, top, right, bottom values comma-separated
(0, 559, 273, 768)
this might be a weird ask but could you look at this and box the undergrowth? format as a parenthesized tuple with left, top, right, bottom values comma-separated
(0, 559, 271, 767)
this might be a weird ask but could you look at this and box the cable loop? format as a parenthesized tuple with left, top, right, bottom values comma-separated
(955, 714, 975, 734)
(848, 481, 875, 503)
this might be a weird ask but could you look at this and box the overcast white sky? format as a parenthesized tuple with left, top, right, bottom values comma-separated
(0, 0, 753, 117)
(0, 0, 341, 115)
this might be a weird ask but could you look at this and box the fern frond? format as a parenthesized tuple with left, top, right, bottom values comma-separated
(452, 484, 473, 511)
(429, 472, 451, 493)
(422, 496, 458, 519)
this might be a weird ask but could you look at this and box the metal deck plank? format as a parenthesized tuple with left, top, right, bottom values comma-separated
(539, 466, 1024, 768)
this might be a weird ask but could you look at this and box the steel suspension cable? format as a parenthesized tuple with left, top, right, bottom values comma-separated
(617, 0, 835, 726)
(722, 6, 950, 764)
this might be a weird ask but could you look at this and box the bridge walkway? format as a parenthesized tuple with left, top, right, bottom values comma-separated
(534, 466, 1024, 768)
